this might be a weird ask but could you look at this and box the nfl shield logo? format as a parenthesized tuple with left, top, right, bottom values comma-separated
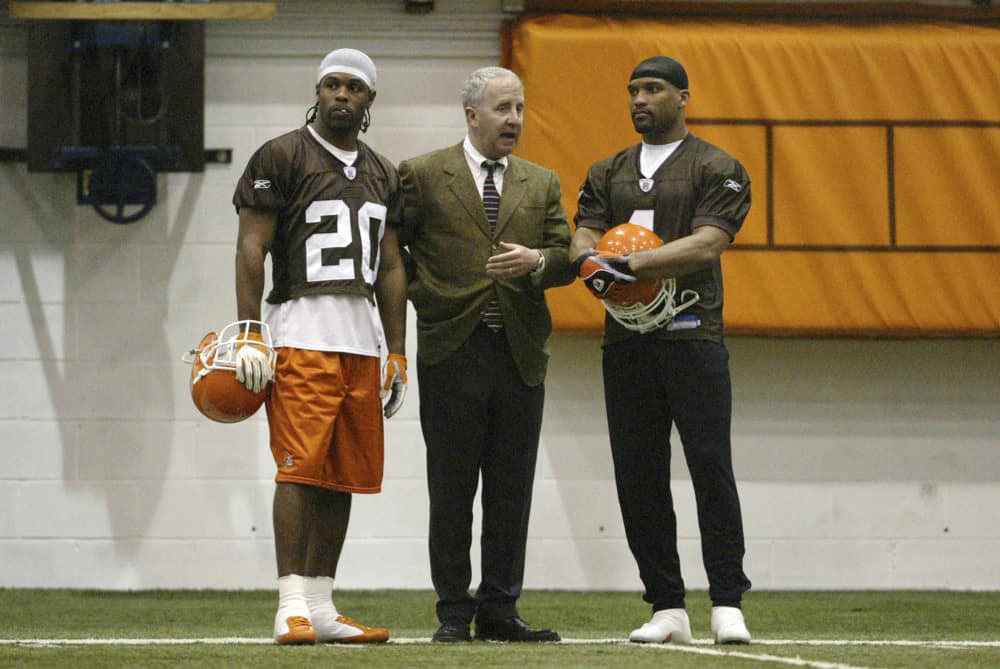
(344, 165, 357, 180)
(639, 178, 654, 192)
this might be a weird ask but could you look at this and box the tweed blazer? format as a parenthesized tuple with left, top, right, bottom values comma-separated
(397, 143, 574, 386)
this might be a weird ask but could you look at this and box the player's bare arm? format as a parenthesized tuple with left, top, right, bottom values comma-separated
(569, 224, 603, 262)
(628, 224, 730, 280)
(375, 225, 408, 356)
(236, 206, 277, 323)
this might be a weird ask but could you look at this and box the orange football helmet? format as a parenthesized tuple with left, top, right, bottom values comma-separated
(595, 223, 700, 333)
(184, 321, 276, 423)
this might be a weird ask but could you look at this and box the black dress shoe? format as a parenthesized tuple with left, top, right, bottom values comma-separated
(432, 622, 471, 643)
(475, 616, 561, 642)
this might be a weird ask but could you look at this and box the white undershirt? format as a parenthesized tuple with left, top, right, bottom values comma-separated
(640, 138, 683, 178)
(260, 127, 383, 357)
(263, 295, 382, 356)
(307, 124, 358, 166)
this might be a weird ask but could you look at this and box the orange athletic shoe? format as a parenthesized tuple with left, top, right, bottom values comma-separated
(274, 614, 318, 645)
(317, 615, 390, 644)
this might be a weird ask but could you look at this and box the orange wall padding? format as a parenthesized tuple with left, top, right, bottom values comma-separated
(509, 15, 1000, 336)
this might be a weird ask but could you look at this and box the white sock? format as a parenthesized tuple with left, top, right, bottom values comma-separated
(304, 576, 340, 631)
(277, 574, 310, 617)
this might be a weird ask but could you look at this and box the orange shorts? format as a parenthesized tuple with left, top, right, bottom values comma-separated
(265, 348, 384, 493)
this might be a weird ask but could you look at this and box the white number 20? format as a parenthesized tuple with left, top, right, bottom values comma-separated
(303, 200, 386, 285)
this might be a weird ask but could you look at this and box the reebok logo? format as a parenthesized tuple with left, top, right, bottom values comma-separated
(723, 179, 743, 193)
(253, 180, 271, 190)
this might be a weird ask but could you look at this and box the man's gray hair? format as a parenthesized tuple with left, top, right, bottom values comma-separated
(460, 66, 523, 108)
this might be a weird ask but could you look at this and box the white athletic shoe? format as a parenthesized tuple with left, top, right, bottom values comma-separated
(711, 606, 751, 644)
(273, 608, 317, 645)
(628, 608, 692, 644)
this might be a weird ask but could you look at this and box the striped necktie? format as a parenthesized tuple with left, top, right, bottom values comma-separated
(481, 161, 503, 331)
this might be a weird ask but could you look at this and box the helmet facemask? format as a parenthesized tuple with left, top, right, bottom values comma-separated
(194, 320, 276, 379)
(603, 278, 699, 333)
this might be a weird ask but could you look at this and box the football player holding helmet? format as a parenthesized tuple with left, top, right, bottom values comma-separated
(577, 223, 699, 333)
(184, 320, 277, 423)
(569, 54, 754, 647)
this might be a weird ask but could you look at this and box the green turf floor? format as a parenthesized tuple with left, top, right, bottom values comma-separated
(1, 589, 998, 668)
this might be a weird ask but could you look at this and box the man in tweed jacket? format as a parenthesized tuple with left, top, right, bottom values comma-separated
(397, 66, 573, 644)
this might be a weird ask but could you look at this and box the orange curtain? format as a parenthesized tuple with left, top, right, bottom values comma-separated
(510, 15, 1000, 336)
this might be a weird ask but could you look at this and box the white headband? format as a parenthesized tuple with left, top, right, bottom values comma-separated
(317, 48, 376, 90)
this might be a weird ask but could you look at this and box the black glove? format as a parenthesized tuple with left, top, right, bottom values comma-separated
(577, 252, 636, 298)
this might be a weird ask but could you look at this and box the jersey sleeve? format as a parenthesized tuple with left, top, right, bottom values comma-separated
(693, 155, 752, 239)
(232, 138, 292, 214)
(574, 160, 612, 232)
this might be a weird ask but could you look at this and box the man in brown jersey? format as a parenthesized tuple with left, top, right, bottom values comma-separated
(232, 48, 407, 645)
(570, 55, 753, 646)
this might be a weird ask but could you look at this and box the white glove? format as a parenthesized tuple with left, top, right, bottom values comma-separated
(235, 339, 273, 393)
(381, 353, 407, 419)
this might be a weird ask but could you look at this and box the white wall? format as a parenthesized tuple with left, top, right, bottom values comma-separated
(0, 0, 997, 592)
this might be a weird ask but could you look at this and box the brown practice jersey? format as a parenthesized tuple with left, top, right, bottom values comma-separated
(233, 127, 403, 304)
(576, 134, 751, 343)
